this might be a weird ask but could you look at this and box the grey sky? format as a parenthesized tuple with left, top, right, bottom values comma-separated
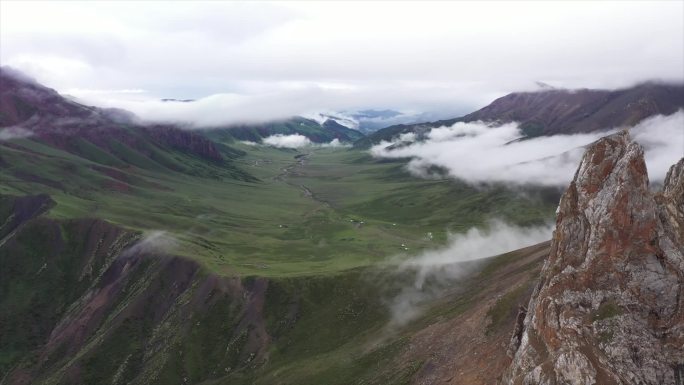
(1, 1, 683, 125)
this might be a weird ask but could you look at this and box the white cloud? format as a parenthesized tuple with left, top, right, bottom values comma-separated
(1, 1, 682, 124)
(387, 220, 553, 326)
(371, 111, 684, 186)
(123, 230, 177, 256)
(319, 138, 350, 148)
(0, 126, 33, 141)
(262, 134, 312, 148)
(260, 134, 350, 149)
(630, 113, 684, 183)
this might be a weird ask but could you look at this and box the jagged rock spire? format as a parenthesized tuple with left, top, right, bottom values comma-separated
(503, 131, 684, 385)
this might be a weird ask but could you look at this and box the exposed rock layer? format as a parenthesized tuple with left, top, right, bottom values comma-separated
(503, 131, 684, 384)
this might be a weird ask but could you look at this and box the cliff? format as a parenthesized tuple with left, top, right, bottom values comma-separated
(503, 131, 684, 384)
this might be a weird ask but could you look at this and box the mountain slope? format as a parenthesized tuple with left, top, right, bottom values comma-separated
(0, 190, 554, 385)
(202, 116, 365, 145)
(463, 82, 684, 136)
(356, 82, 684, 148)
(503, 132, 684, 384)
(0, 67, 249, 178)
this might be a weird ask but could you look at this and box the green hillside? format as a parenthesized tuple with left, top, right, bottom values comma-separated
(0, 137, 556, 276)
(0, 190, 550, 384)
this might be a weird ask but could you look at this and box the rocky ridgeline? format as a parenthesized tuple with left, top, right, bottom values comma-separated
(503, 131, 684, 384)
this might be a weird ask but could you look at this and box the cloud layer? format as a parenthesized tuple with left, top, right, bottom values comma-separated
(2, 1, 682, 125)
(371, 111, 684, 186)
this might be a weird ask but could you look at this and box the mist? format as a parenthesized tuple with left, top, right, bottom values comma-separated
(386, 220, 553, 327)
(371, 111, 684, 186)
(262, 133, 312, 148)
(258, 134, 350, 149)
(0, 126, 33, 141)
(123, 230, 177, 257)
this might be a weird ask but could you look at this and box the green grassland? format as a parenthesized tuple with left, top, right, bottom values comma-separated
(0, 208, 545, 384)
(0, 134, 557, 384)
(0, 137, 557, 277)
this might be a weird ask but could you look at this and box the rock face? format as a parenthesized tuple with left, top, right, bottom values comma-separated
(503, 131, 684, 385)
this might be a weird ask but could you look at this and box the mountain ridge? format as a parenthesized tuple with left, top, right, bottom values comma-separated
(355, 82, 684, 148)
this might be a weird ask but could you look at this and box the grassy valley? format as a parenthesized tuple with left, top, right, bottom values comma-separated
(0, 136, 556, 276)
(0, 125, 558, 384)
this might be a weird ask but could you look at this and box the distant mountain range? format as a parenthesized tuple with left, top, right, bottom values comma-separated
(354, 82, 684, 148)
(201, 116, 365, 144)
(305, 109, 459, 134)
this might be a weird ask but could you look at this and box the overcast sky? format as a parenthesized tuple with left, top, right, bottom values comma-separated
(1, 1, 683, 125)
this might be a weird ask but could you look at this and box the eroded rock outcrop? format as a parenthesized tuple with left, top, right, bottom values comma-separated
(503, 131, 684, 385)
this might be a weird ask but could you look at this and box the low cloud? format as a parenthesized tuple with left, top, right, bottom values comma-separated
(319, 138, 350, 148)
(386, 220, 553, 327)
(260, 134, 349, 149)
(371, 111, 684, 186)
(262, 133, 312, 148)
(0, 126, 33, 141)
(123, 230, 177, 256)
(629, 112, 684, 183)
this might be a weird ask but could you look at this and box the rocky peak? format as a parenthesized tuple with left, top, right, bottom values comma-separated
(503, 131, 684, 385)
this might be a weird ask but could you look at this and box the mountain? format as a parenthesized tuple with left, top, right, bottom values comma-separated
(463, 82, 684, 136)
(201, 116, 364, 144)
(0, 190, 555, 385)
(0, 66, 363, 154)
(160, 98, 195, 103)
(0, 66, 247, 174)
(356, 82, 684, 148)
(306, 109, 459, 134)
(0, 194, 270, 384)
(504, 132, 684, 384)
(3, 126, 680, 384)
